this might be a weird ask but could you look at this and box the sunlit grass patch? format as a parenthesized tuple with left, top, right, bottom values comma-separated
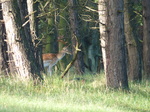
(0, 73, 150, 112)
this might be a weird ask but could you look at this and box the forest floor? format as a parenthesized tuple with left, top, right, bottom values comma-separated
(0, 72, 150, 112)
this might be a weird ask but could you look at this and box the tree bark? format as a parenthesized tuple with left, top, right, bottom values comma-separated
(41, 1, 58, 54)
(57, 0, 70, 71)
(0, 4, 8, 74)
(99, 0, 129, 89)
(2, 0, 43, 80)
(68, 0, 85, 74)
(2, 1, 31, 77)
(27, 0, 36, 42)
(0, 4, 3, 74)
(0, 21, 2, 74)
(98, 0, 107, 75)
(27, 0, 43, 71)
(143, 0, 150, 79)
(124, 0, 142, 81)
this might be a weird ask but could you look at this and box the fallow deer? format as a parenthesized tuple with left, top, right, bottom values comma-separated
(42, 46, 71, 76)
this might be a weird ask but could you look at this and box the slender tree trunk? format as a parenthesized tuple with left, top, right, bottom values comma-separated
(0, 21, 2, 74)
(27, 0, 43, 71)
(0, 5, 8, 74)
(42, 1, 58, 54)
(68, 0, 85, 74)
(17, 0, 30, 40)
(57, 0, 70, 71)
(27, 0, 36, 43)
(124, 0, 142, 81)
(98, 0, 107, 75)
(107, 0, 128, 88)
(0, 4, 3, 74)
(143, 0, 150, 79)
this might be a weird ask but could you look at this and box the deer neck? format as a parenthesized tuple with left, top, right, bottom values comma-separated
(56, 51, 66, 60)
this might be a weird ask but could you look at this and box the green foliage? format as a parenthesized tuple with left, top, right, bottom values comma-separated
(133, 1, 143, 26)
(0, 73, 150, 112)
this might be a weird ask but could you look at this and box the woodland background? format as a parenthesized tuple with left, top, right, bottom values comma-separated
(0, 0, 150, 89)
(0, 0, 150, 111)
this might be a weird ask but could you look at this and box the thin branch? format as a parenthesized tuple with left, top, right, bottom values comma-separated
(85, 6, 98, 12)
(22, 19, 29, 27)
(37, 8, 58, 18)
(25, 11, 37, 19)
(61, 36, 81, 78)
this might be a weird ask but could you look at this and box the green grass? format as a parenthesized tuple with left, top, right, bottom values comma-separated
(0, 73, 150, 112)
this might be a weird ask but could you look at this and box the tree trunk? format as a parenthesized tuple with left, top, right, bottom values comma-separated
(2, 1, 31, 77)
(0, 5, 8, 75)
(68, 0, 85, 74)
(27, 0, 36, 43)
(27, 0, 43, 71)
(42, 1, 58, 54)
(143, 0, 150, 79)
(0, 20, 2, 74)
(2, 0, 43, 80)
(99, 0, 129, 89)
(124, 0, 142, 81)
(0, 5, 3, 74)
(98, 0, 107, 75)
(57, 0, 70, 71)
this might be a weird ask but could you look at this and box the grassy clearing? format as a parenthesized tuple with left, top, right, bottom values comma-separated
(0, 73, 150, 112)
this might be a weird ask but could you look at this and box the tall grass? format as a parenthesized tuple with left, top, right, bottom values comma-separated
(0, 73, 149, 112)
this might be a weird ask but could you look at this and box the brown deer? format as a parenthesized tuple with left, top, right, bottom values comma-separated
(42, 46, 71, 76)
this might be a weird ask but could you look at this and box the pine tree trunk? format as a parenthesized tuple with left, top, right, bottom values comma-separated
(0, 21, 2, 74)
(143, 0, 150, 79)
(27, 0, 43, 71)
(57, 0, 70, 71)
(2, 1, 31, 77)
(0, 5, 3, 74)
(42, 1, 58, 54)
(0, 5, 7, 74)
(68, 0, 85, 74)
(100, 0, 129, 89)
(124, 0, 142, 81)
(2, 0, 43, 80)
(98, 0, 107, 75)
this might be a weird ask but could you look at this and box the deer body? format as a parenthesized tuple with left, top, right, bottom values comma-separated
(42, 47, 71, 76)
